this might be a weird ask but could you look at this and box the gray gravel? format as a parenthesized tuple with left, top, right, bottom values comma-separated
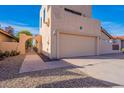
(0, 55, 25, 79)
(0, 55, 120, 88)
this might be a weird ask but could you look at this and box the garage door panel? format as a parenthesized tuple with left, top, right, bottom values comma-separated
(59, 33, 96, 58)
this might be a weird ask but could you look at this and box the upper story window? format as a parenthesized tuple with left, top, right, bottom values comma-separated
(43, 8, 46, 23)
(64, 8, 82, 16)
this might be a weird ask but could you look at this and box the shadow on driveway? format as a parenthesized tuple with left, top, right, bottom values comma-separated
(62, 53, 124, 59)
(0, 53, 123, 88)
(36, 77, 120, 88)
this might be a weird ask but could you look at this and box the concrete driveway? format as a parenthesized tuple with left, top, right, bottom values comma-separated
(62, 53, 124, 87)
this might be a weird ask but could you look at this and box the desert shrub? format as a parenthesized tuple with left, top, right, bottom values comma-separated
(0, 50, 4, 58)
(0, 50, 20, 60)
(33, 47, 38, 53)
(4, 51, 10, 57)
(10, 50, 20, 56)
(10, 50, 16, 56)
(121, 48, 124, 53)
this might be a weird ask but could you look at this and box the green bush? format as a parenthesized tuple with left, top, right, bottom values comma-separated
(4, 51, 10, 57)
(10, 50, 20, 56)
(0, 50, 20, 60)
(121, 48, 124, 53)
(10, 50, 16, 56)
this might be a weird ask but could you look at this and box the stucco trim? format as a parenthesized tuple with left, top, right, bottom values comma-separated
(59, 32, 97, 38)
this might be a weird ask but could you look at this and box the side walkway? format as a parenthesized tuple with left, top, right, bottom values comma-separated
(19, 53, 71, 73)
(19, 53, 44, 73)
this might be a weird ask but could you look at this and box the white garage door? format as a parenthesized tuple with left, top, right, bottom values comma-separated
(59, 33, 97, 58)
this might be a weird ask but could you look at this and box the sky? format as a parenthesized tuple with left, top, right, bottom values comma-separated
(0, 5, 124, 36)
(0, 5, 41, 35)
(93, 5, 124, 36)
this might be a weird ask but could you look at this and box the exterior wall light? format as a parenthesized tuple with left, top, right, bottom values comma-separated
(53, 30, 57, 35)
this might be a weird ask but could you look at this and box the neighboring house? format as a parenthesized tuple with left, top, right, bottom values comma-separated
(0, 29, 19, 52)
(100, 28, 121, 54)
(0, 29, 17, 42)
(113, 36, 124, 49)
(40, 5, 121, 59)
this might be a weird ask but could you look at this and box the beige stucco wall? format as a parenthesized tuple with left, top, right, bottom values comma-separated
(0, 33, 16, 42)
(40, 5, 52, 58)
(40, 5, 100, 59)
(40, 5, 121, 59)
(51, 5, 100, 36)
(0, 32, 19, 53)
(51, 5, 92, 18)
(34, 35, 42, 53)
(0, 42, 19, 52)
(0, 33, 42, 54)
(51, 5, 100, 59)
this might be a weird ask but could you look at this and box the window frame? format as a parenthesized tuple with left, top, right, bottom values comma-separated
(43, 8, 46, 23)
(40, 17, 42, 28)
(64, 8, 82, 16)
(112, 44, 119, 50)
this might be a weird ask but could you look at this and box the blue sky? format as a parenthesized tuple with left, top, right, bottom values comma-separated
(0, 5, 41, 35)
(0, 5, 124, 36)
(93, 5, 124, 36)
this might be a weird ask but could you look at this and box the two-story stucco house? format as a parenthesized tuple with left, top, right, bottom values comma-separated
(40, 5, 121, 59)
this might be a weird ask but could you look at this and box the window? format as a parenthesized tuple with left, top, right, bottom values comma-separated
(102, 39, 109, 43)
(64, 8, 82, 16)
(112, 45, 119, 50)
(43, 8, 46, 23)
(113, 40, 118, 43)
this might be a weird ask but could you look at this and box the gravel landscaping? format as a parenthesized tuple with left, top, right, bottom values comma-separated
(0, 54, 121, 88)
(0, 55, 120, 88)
(0, 54, 25, 79)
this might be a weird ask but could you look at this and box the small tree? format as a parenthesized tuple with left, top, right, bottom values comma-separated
(16, 30, 33, 48)
(16, 30, 32, 38)
(5, 26, 14, 35)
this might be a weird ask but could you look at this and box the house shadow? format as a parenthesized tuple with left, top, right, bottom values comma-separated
(61, 53, 124, 60)
(0, 62, 122, 88)
(0, 66, 83, 81)
(38, 53, 60, 62)
(36, 77, 120, 88)
(0, 53, 123, 87)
